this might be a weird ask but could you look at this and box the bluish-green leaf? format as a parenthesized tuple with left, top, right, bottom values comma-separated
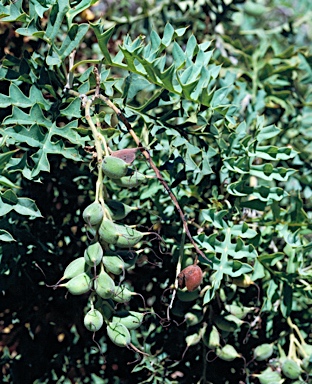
(60, 98, 83, 118)
(186, 34, 198, 58)
(13, 197, 43, 218)
(250, 164, 296, 181)
(0, 229, 16, 242)
(0, 190, 42, 218)
(256, 123, 280, 143)
(228, 180, 288, 202)
(231, 223, 257, 239)
(3, 104, 51, 126)
(0, 175, 20, 189)
(1, 120, 86, 177)
(225, 261, 253, 277)
(29, 0, 52, 18)
(0, 84, 51, 109)
(15, 18, 45, 38)
(66, 0, 97, 26)
(250, 145, 297, 160)
(45, 0, 70, 43)
(162, 23, 175, 47)
(199, 209, 228, 229)
(0, 0, 28, 22)
(172, 42, 186, 69)
(59, 23, 89, 59)
(91, 23, 115, 64)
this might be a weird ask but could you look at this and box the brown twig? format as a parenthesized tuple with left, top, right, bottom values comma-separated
(98, 94, 211, 265)
(93, 66, 101, 97)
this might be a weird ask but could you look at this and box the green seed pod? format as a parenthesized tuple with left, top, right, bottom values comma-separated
(177, 288, 200, 302)
(256, 367, 282, 384)
(185, 305, 204, 326)
(110, 222, 144, 249)
(186, 332, 202, 347)
(203, 325, 220, 349)
(102, 255, 125, 275)
(107, 322, 131, 347)
(98, 218, 118, 245)
(84, 309, 104, 332)
(281, 358, 301, 379)
(112, 311, 145, 330)
(112, 285, 133, 303)
(225, 304, 256, 320)
(94, 268, 116, 299)
(84, 242, 103, 266)
(216, 344, 240, 361)
(61, 272, 91, 295)
(102, 156, 129, 179)
(113, 171, 147, 188)
(104, 200, 137, 221)
(115, 250, 138, 269)
(62, 257, 87, 281)
(99, 219, 144, 248)
(254, 343, 274, 361)
(83, 201, 103, 227)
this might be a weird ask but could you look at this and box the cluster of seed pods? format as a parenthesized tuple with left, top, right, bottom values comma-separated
(55, 153, 207, 350)
(54, 154, 150, 348)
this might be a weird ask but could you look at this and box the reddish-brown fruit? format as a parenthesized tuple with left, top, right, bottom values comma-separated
(178, 265, 203, 292)
(108, 147, 143, 164)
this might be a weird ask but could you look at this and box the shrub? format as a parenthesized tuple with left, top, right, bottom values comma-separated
(1, 1, 311, 383)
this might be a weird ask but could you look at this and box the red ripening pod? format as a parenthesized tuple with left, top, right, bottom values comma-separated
(178, 265, 203, 292)
(108, 147, 143, 164)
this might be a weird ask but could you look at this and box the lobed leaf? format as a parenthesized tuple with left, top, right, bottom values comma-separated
(0, 190, 42, 218)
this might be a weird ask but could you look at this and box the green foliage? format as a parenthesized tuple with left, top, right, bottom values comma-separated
(1, 0, 312, 383)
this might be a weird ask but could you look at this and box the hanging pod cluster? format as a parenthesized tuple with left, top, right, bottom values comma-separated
(53, 202, 146, 348)
(52, 150, 153, 350)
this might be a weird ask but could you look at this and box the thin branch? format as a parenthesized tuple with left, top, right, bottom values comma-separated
(93, 66, 101, 97)
(98, 94, 212, 265)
